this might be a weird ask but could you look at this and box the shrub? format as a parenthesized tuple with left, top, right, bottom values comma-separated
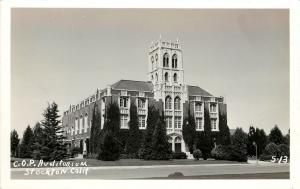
(211, 145, 229, 160)
(172, 152, 187, 159)
(120, 153, 137, 159)
(264, 142, 280, 156)
(193, 149, 202, 160)
(278, 144, 289, 157)
(98, 131, 120, 161)
(71, 147, 80, 157)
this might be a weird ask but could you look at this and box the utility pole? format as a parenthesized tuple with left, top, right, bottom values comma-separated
(253, 141, 258, 165)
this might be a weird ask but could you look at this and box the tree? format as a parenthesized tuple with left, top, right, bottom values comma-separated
(98, 130, 120, 161)
(228, 128, 248, 162)
(31, 122, 44, 159)
(140, 105, 159, 160)
(247, 126, 256, 156)
(41, 102, 68, 161)
(284, 129, 290, 146)
(104, 102, 120, 135)
(98, 102, 121, 160)
(269, 125, 284, 145)
(89, 103, 102, 155)
(182, 107, 196, 153)
(150, 116, 172, 160)
(126, 102, 141, 155)
(216, 109, 231, 146)
(196, 103, 213, 160)
(256, 128, 268, 156)
(10, 129, 20, 157)
(19, 126, 33, 158)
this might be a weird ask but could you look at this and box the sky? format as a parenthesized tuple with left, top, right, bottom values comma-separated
(11, 9, 289, 136)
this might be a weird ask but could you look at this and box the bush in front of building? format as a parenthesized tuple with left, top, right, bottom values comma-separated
(71, 147, 81, 158)
(192, 149, 202, 160)
(211, 145, 230, 160)
(227, 128, 248, 162)
(89, 103, 102, 155)
(150, 117, 172, 160)
(196, 103, 213, 160)
(98, 130, 121, 161)
(172, 152, 187, 159)
(126, 102, 142, 156)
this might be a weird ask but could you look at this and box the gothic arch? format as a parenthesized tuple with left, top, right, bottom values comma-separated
(163, 53, 169, 67)
(174, 96, 181, 110)
(172, 54, 178, 68)
(164, 72, 169, 82)
(165, 96, 172, 109)
(173, 73, 178, 83)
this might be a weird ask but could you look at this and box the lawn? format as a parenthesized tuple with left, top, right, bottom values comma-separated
(11, 158, 246, 168)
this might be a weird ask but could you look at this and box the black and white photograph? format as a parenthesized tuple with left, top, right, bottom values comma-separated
(1, 1, 299, 189)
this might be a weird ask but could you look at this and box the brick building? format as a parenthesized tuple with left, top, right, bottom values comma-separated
(61, 38, 227, 156)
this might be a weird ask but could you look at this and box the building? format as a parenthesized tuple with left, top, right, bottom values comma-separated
(61, 38, 227, 156)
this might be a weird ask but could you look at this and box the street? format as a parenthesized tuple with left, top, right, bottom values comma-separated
(11, 161, 289, 179)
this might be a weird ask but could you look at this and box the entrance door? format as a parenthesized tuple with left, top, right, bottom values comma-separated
(174, 136, 182, 153)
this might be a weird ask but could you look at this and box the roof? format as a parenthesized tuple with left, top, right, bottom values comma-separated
(111, 80, 153, 92)
(187, 85, 213, 96)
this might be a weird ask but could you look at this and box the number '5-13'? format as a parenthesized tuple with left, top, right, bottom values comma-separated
(271, 156, 288, 163)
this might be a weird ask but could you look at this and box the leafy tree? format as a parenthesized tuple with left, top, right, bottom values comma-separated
(269, 125, 284, 145)
(284, 129, 290, 146)
(31, 122, 44, 159)
(89, 103, 102, 155)
(228, 128, 248, 162)
(40, 102, 68, 161)
(182, 107, 196, 153)
(215, 108, 231, 146)
(98, 102, 121, 160)
(10, 129, 20, 157)
(247, 126, 268, 157)
(98, 130, 120, 161)
(140, 105, 159, 160)
(126, 102, 141, 155)
(150, 116, 172, 160)
(104, 102, 120, 135)
(247, 126, 256, 156)
(196, 103, 213, 160)
(20, 126, 33, 158)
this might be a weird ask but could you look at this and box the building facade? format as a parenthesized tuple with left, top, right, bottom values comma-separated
(61, 38, 227, 155)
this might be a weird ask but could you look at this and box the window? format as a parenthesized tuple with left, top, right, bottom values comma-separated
(211, 118, 217, 130)
(166, 116, 172, 129)
(84, 113, 88, 133)
(163, 53, 169, 67)
(155, 53, 158, 62)
(165, 96, 172, 109)
(79, 115, 83, 134)
(138, 116, 146, 129)
(164, 72, 169, 82)
(172, 54, 178, 68)
(120, 115, 128, 129)
(174, 117, 182, 129)
(174, 97, 181, 110)
(120, 97, 128, 108)
(195, 102, 202, 111)
(151, 56, 154, 70)
(138, 98, 145, 109)
(196, 118, 203, 130)
(173, 73, 177, 83)
(75, 117, 78, 135)
(210, 104, 217, 112)
(155, 73, 158, 82)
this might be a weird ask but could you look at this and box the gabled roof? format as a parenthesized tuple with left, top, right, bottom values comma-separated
(187, 85, 213, 96)
(111, 80, 153, 92)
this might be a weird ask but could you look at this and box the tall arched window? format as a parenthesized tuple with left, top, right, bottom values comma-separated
(155, 73, 158, 82)
(163, 53, 169, 67)
(172, 54, 178, 68)
(151, 56, 154, 70)
(164, 72, 169, 82)
(174, 96, 181, 110)
(165, 96, 172, 109)
(173, 73, 177, 83)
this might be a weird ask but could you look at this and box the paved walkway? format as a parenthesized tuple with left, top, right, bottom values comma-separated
(11, 162, 289, 179)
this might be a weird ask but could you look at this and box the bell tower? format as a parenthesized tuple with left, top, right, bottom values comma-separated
(148, 37, 184, 86)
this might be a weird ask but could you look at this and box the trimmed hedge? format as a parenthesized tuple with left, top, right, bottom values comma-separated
(172, 152, 187, 159)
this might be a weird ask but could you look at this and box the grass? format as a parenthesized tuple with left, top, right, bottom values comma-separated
(11, 157, 246, 168)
